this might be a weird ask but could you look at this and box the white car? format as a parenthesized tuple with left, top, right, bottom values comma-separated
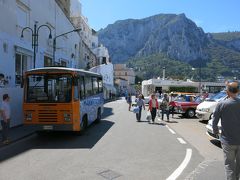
(196, 91, 227, 121)
(206, 94, 240, 141)
(206, 119, 221, 140)
(144, 96, 150, 104)
(144, 96, 163, 105)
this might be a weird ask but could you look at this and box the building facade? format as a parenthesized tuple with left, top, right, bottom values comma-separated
(114, 64, 135, 85)
(114, 64, 136, 94)
(0, 0, 86, 126)
(90, 63, 116, 99)
(70, 6, 98, 69)
(142, 78, 226, 97)
(92, 44, 110, 66)
(115, 78, 128, 96)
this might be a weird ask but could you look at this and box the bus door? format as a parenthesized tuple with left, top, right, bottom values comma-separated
(72, 76, 80, 131)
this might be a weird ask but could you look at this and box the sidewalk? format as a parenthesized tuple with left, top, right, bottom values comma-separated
(0, 125, 36, 147)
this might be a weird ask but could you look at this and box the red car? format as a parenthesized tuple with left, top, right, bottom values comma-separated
(170, 95, 204, 118)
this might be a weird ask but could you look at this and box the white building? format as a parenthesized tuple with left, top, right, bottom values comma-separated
(90, 64, 116, 99)
(92, 44, 110, 65)
(142, 78, 226, 97)
(70, 4, 98, 69)
(0, 0, 85, 127)
(114, 64, 136, 94)
(115, 78, 128, 96)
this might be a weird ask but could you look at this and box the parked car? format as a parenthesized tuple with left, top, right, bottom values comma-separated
(196, 91, 227, 121)
(174, 95, 204, 118)
(206, 93, 240, 141)
(206, 119, 221, 141)
(144, 96, 150, 104)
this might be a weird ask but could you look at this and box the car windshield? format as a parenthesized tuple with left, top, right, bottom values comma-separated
(26, 74, 72, 103)
(207, 91, 227, 102)
(174, 95, 195, 102)
(194, 96, 204, 103)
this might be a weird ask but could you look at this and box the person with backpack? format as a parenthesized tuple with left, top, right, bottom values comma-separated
(160, 93, 170, 122)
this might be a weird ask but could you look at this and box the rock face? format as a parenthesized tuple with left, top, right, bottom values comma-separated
(98, 13, 209, 63)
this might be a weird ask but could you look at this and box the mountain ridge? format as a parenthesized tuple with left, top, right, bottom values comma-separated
(98, 13, 240, 80)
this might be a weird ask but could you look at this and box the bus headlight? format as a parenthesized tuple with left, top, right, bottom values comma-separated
(25, 113, 32, 121)
(64, 113, 71, 121)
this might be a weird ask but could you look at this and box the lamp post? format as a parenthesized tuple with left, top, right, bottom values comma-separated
(53, 28, 81, 65)
(21, 21, 52, 69)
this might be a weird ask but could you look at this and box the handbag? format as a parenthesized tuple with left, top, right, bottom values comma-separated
(133, 106, 140, 113)
(146, 111, 151, 121)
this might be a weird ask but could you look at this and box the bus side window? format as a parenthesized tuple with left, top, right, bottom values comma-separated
(73, 77, 79, 101)
(92, 77, 98, 95)
(85, 76, 92, 97)
(79, 76, 85, 99)
(98, 77, 103, 93)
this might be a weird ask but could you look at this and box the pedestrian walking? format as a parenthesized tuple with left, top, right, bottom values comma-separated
(126, 93, 132, 111)
(160, 93, 170, 122)
(148, 94, 159, 124)
(169, 92, 175, 118)
(0, 94, 11, 145)
(135, 94, 145, 122)
(213, 81, 240, 180)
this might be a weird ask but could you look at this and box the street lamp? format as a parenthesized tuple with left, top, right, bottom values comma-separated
(53, 28, 81, 65)
(21, 21, 52, 68)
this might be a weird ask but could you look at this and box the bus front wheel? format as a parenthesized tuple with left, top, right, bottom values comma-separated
(81, 116, 88, 131)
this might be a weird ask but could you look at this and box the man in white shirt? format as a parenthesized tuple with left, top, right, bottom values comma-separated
(0, 94, 11, 144)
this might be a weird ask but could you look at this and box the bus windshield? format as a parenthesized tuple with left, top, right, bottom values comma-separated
(26, 74, 72, 103)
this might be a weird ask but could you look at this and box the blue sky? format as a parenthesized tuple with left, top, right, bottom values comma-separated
(80, 0, 240, 33)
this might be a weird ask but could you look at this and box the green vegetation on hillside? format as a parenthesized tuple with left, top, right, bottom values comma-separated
(127, 51, 240, 82)
(127, 54, 194, 80)
(211, 31, 240, 41)
(207, 43, 240, 68)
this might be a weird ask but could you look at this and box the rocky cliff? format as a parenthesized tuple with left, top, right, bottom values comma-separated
(98, 13, 209, 63)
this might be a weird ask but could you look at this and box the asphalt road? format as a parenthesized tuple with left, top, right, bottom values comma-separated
(0, 99, 225, 180)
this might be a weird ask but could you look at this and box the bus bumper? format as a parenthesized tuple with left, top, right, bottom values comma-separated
(24, 124, 75, 131)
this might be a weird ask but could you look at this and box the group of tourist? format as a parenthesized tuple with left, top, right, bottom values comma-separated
(127, 92, 173, 124)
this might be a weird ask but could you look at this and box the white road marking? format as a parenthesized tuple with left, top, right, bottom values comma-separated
(166, 125, 176, 134)
(177, 138, 187, 144)
(166, 148, 192, 180)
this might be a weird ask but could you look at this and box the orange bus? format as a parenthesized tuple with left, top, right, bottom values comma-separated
(23, 67, 104, 132)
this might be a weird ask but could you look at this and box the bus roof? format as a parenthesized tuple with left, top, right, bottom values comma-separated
(25, 67, 101, 77)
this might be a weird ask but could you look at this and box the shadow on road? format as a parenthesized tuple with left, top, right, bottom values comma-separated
(102, 107, 114, 119)
(210, 139, 222, 148)
(34, 119, 114, 149)
(152, 122, 166, 126)
(199, 120, 208, 124)
(166, 120, 178, 123)
(0, 107, 115, 162)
